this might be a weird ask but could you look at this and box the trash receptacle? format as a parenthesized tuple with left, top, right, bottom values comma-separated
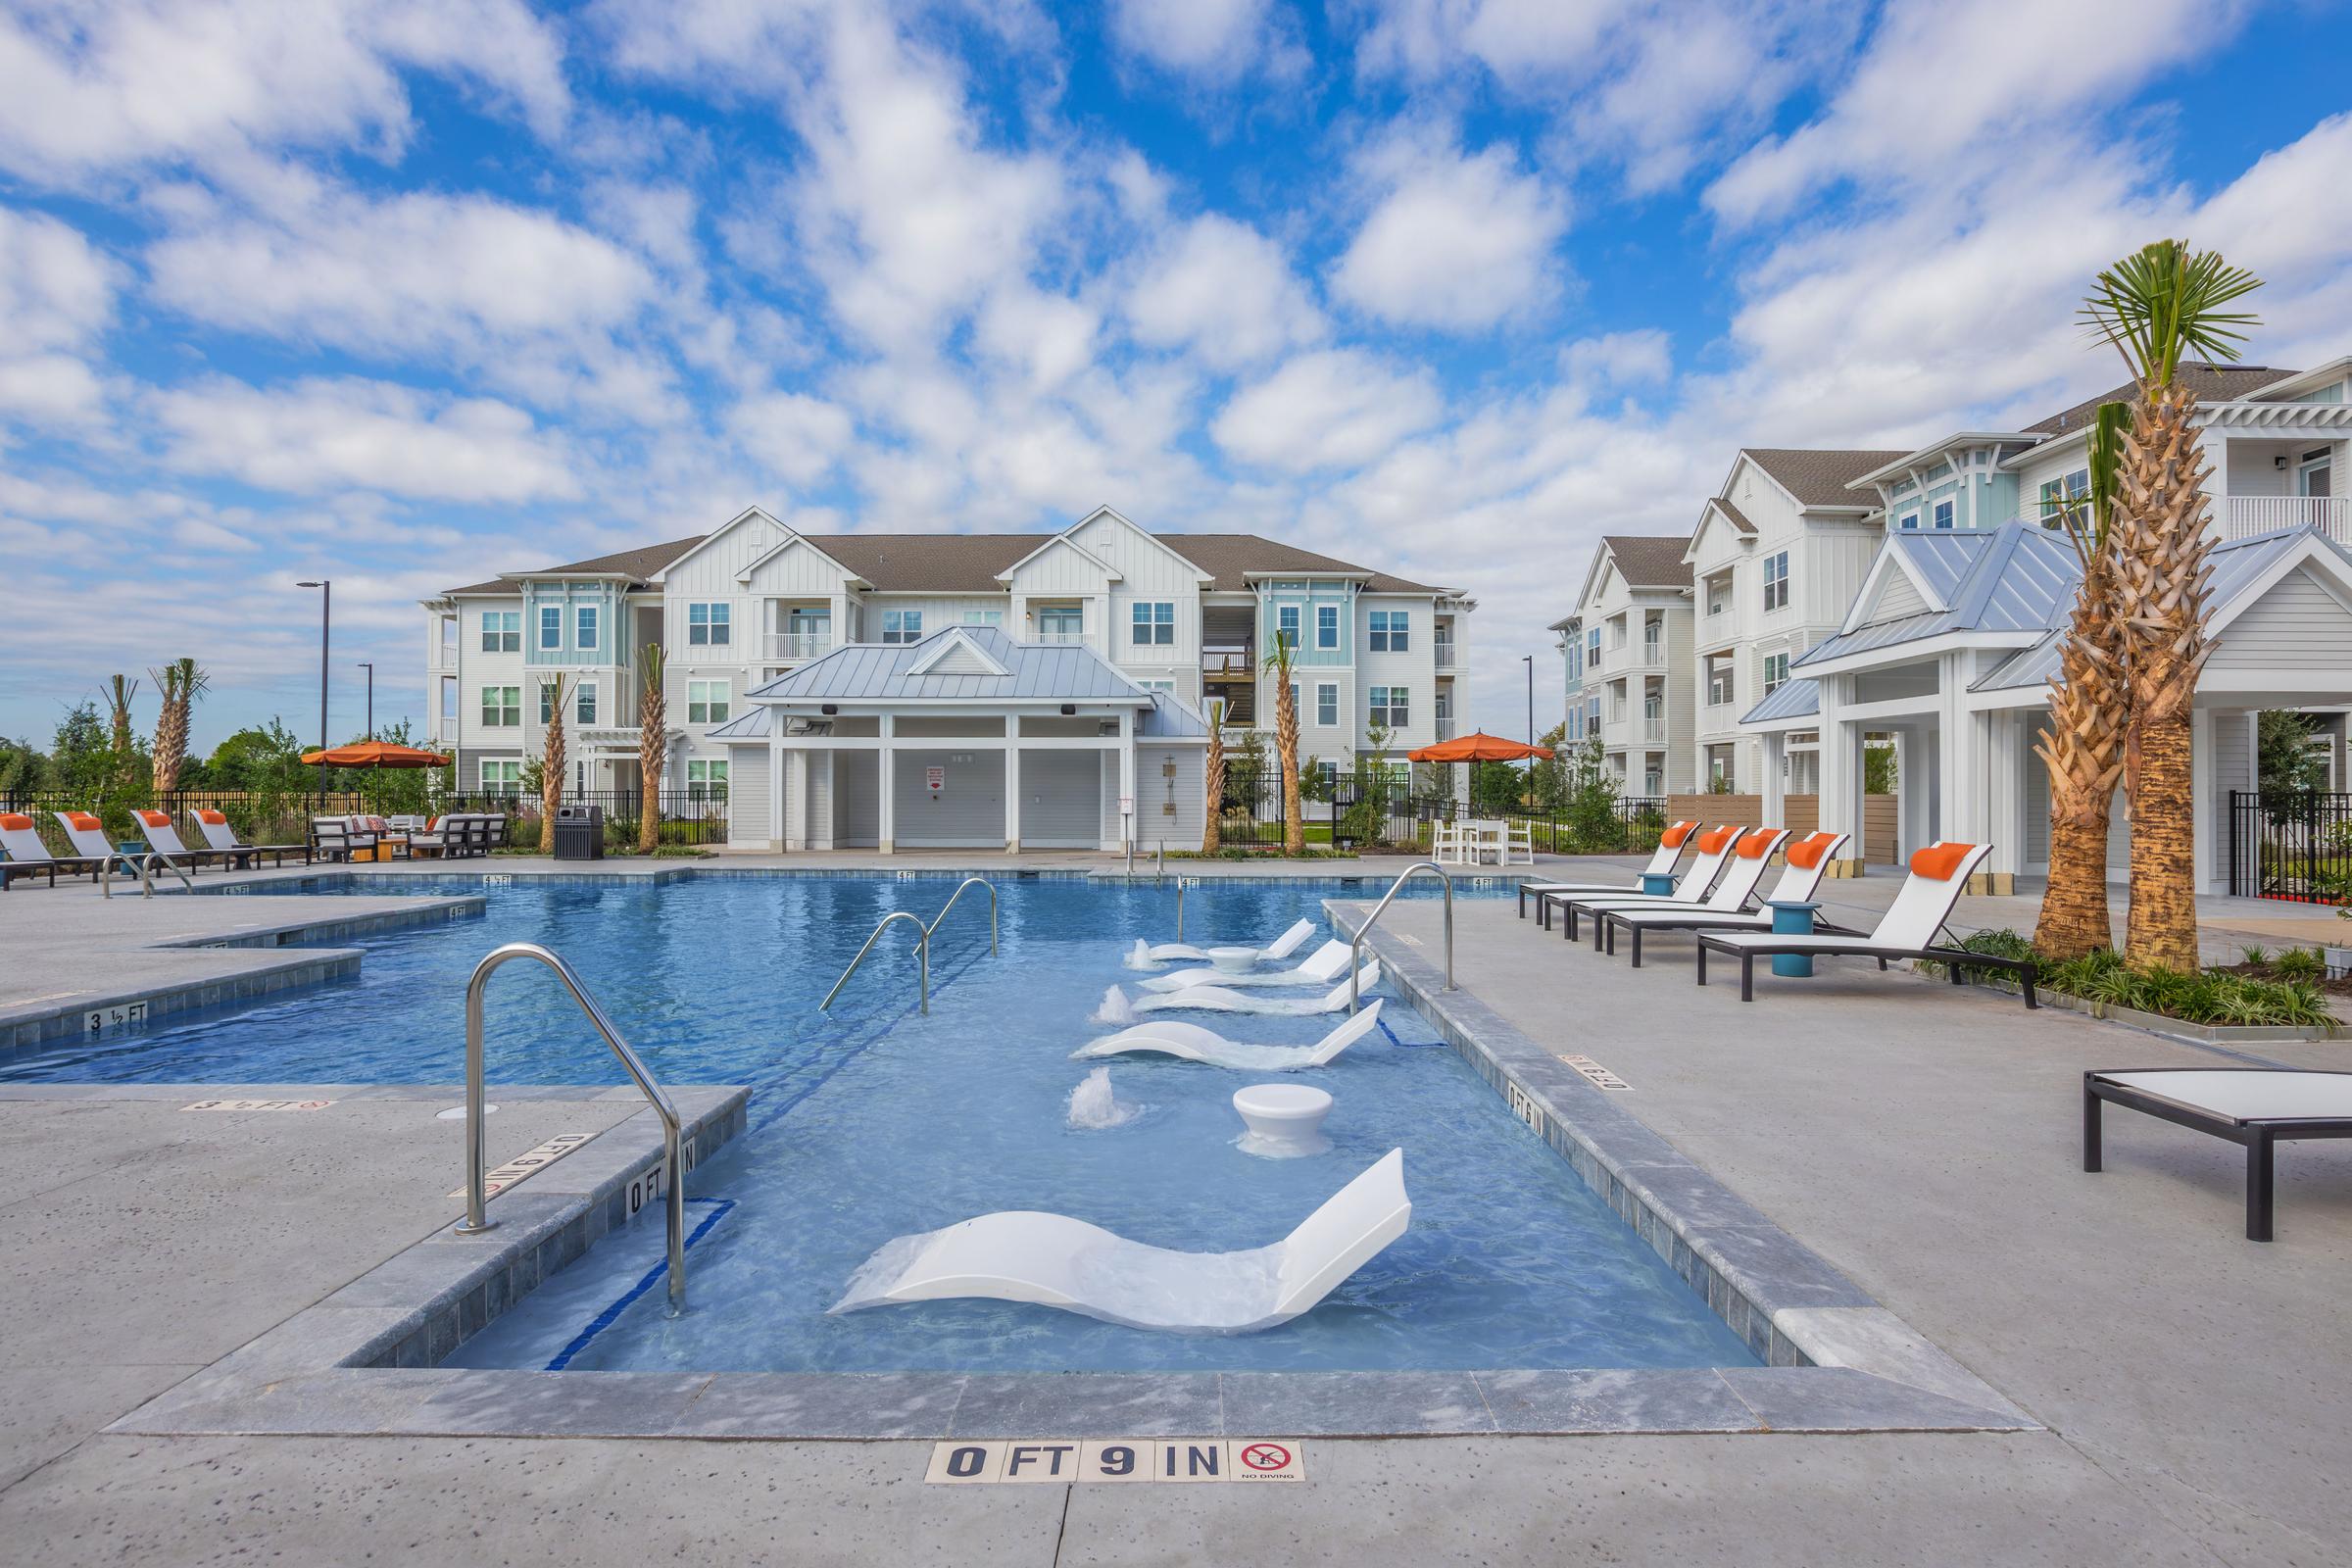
(553, 803, 605, 860)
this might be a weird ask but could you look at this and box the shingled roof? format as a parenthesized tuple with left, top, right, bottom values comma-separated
(446, 534, 708, 596)
(1601, 534, 1694, 588)
(1743, 448, 1908, 509)
(2024, 364, 2293, 436)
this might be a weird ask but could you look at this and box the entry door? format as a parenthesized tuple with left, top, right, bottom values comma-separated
(2300, 447, 2333, 497)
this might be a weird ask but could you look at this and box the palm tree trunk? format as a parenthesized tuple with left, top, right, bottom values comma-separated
(2033, 556, 2127, 958)
(1276, 687, 1302, 857)
(638, 647, 666, 854)
(2114, 382, 2214, 971)
(1201, 706, 1224, 855)
(541, 676, 568, 855)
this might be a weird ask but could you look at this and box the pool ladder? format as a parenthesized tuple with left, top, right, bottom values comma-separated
(454, 943, 692, 1312)
(98, 850, 193, 899)
(821, 877, 998, 1016)
(1347, 860, 1454, 1013)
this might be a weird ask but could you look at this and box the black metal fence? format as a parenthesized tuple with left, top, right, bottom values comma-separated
(0, 786, 729, 853)
(2228, 790, 2352, 903)
(1205, 768, 1669, 855)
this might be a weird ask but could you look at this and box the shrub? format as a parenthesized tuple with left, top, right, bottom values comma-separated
(2040, 947, 2337, 1028)
(2272, 947, 2326, 983)
(1916, 927, 2037, 988)
(2240, 944, 2271, 966)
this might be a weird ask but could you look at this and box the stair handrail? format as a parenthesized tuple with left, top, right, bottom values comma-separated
(822, 909, 931, 1014)
(454, 942, 689, 1311)
(925, 877, 998, 955)
(1348, 860, 1454, 1013)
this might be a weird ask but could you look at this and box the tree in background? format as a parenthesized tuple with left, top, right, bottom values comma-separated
(148, 658, 209, 792)
(1862, 739, 1898, 796)
(2083, 239, 2262, 970)
(2034, 402, 2132, 959)
(203, 720, 314, 839)
(50, 702, 112, 804)
(1562, 730, 1622, 852)
(1469, 760, 1523, 816)
(1200, 699, 1225, 853)
(2256, 711, 2328, 797)
(638, 644, 668, 853)
(1263, 632, 1302, 856)
(1531, 722, 1571, 814)
(0, 737, 48, 796)
(538, 674, 574, 853)
(1343, 718, 1396, 847)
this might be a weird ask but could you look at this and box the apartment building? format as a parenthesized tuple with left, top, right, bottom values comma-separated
(422, 505, 1473, 851)
(1549, 536, 1694, 798)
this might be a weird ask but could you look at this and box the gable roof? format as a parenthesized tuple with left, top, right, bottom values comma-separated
(1600, 534, 1693, 588)
(745, 624, 1152, 704)
(1793, 522, 2080, 670)
(1742, 448, 1906, 509)
(446, 534, 706, 596)
(2024, 365, 2293, 436)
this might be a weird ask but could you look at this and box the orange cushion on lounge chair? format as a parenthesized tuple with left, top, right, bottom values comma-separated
(1909, 843, 1977, 881)
(1660, 820, 1696, 850)
(197, 809, 228, 824)
(136, 809, 170, 827)
(1785, 832, 1839, 870)
(0, 813, 31, 831)
(66, 811, 102, 831)
(1695, 825, 1737, 854)
(1734, 828, 1779, 858)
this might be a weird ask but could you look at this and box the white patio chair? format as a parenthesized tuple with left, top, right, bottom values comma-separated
(1076, 1000, 1385, 1070)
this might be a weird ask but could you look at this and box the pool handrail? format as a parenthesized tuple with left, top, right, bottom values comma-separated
(1348, 860, 1454, 1013)
(455, 942, 689, 1312)
(822, 908, 931, 1015)
(925, 877, 998, 956)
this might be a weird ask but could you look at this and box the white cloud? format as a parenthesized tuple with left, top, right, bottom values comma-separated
(0, 0, 570, 185)
(1108, 0, 1288, 82)
(151, 376, 581, 502)
(0, 207, 119, 424)
(1125, 214, 1325, 370)
(727, 391, 856, 485)
(1560, 330, 1672, 390)
(1331, 135, 1568, 330)
(1212, 349, 1443, 471)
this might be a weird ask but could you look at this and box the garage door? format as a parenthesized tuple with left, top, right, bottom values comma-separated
(1021, 751, 1102, 849)
(894, 749, 1006, 848)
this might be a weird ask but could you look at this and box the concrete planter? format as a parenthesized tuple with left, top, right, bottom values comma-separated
(2038, 985, 2346, 1045)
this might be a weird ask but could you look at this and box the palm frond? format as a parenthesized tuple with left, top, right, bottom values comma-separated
(2079, 239, 2262, 387)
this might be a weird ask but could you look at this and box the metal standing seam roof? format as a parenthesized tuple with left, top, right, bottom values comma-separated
(1794, 523, 2082, 669)
(1739, 677, 1822, 725)
(744, 626, 1154, 704)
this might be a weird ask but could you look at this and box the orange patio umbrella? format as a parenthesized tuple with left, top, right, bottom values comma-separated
(300, 741, 453, 768)
(1405, 731, 1554, 763)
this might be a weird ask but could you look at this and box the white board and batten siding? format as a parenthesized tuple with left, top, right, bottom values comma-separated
(1135, 745, 1205, 851)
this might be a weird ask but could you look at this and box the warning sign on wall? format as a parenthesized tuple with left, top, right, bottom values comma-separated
(926, 765, 946, 791)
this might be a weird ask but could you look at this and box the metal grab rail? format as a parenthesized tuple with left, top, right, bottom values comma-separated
(822, 909, 931, 1014)
(925, 877, 998, 955)
(455, 943, 689, 1312)
(107, 850, 192, 900)
(1348, 860, 1454, 1013)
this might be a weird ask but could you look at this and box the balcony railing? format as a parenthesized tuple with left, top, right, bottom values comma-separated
(762, 631, 832, 662)
(2221, 495, 2351, 541)
(1434, 644, 1456, 670)
(1435, 717, 1456, 741)
(1202, 649, 1254, 677)
(1641, 717, 1667, 745)
(1034, 628, 1087, 646)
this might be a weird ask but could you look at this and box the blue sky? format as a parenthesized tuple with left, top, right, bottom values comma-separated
(4, 0, 2351, 753)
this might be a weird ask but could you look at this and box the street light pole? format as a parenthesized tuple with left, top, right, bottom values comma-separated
(1523, 654, 1536, 808)
(358, 662, 374, 740)
(297, 579, 330, 804)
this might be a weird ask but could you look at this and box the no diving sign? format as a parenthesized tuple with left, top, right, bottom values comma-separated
(925, 1439, 1303, 1485)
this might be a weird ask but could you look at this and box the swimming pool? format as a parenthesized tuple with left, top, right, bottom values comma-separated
(10, 875, 1756, 1374)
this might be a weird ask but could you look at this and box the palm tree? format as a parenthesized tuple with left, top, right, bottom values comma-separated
(104, 674, 139, 800)
(539, 674, 573, 854)
(2032, 403, 2131, 959)
(149, 658, 209, 793)
(2081, 240, 2262, 971)
(637, 645, 667, 855)
(1201, 699, 1226, 854)
(1263, 632, 1302, 856)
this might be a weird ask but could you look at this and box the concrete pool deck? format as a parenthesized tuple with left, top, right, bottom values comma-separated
(0, 858, 2346, 1562)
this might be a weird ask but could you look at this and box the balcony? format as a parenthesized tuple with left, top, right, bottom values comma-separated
(1201, 648, 1254, 678)
(1641, 717, 1667, 745)
(1435, 717, 1457, 741)
(761, 631, 832, 662)
(2220, 495, 2351, 542)
(1434, 644, 1456, 671)
(1034, 629, 1087, 646)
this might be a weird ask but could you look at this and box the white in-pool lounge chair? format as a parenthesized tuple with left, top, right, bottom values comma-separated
(1601, 831, 1851, 964)
(2083, 1069, 2352, 1241)
(1141, 917, 1316, 966)
(185, 808, 308, 867)
(1075, 1000, 1385, 1071)
(1554, 826, 1790, 945)
(1515, 819, 1700, 918)
(1140, 939, 1353, 993)
(0, 812, 111, 889)
(829, 1148, 1411, 1333)
(1127, 961, 1379, 1016)
(1538, 824, 1740, 932)
(1694, 842, 2036, 1005)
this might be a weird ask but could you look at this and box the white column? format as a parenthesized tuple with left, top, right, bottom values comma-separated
(877, 713, 896, 855)
(1004, 718, 1022, 854)
(1117, 708, 1136, 854)
(2191, 706, 2216, 894)
(766, 737, 785, 854)
(1817, 677, 1862, 872)
(811, 752, 835, 850)
(785, 749, 808, 852)
(1761, 731, 1787, 825)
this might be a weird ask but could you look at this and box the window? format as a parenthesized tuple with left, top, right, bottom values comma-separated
(1368, 609, 1408, 652)
(2301, 446, 2333, 498)
(687, 603, 730, 645)
(576, 682, 597, 725)
(480, 685, 520, 727)
(1586, 695, 1601, 734)
(539, 605, 562, 650)
(481, 612, 519, 653)
(1705, 656, 1735, 707)
(1288, 682, 1299, 719)
(1762, 653, 1789, 694)
(439, 677, 457, 726)
(1038, 605, 1082, 637)
(1587, 626, 1601, 671)
(1932, 498, 1955, 529)
(575, 604, 599, 651)
(1368, 685, 1408, 728)
(1276, 604, 1299, 650)
(1898, 512, 1920, 530)
(538, 678, 568, 724)
(2037, 468, 2091, 530)
(1131, 601, 1175, 646)
(1564, 705, 1584, 741)
(1707, 576, 1730, 615)
(962, 609, 1004, 626)
(1135, 678, 1175, 694)
(1316, 683, 1338, 726)
(686, 760, 729, 802)
(438, 616, 457, 662)
(1317, 604, 1341, 649)
(480, 760, 522, 795)
(881, 609, 923, 644)
(687, 680, 729, 725)
(1564, 632, 1583, 684)
(1762, 551, 1789, 612)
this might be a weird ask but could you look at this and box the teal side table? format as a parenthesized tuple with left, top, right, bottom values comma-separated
(1640, 871, 1676, 896)
(1764, 900, 1821, 977)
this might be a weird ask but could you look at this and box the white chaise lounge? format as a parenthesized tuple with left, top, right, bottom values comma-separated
(1601, 831, 1851, 964)
(1127, 962, 1380, 1016)
(1142, 917, 1316, 965)
(829, 1149, 1411, 1333)
(1539, 824, 1741, 933)
(1554, 826, 1790, 946)
(185, 808, 308, 867)
(2084, 1069, 2352, 1241)
(0, 812, 110, 890)
(1140, 939, 1353, 993)
(1694, 842, 2037, 1006)
(1075, 1001, 1386, 1071)
(1515, 819, 1699, 919)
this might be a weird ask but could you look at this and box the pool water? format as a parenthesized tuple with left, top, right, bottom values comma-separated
(11, 876, 1756, 1374)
